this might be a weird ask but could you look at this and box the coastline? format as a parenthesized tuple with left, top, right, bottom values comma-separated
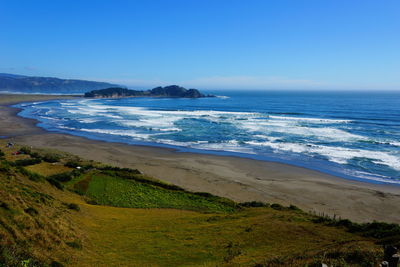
(1, 94, 400, 223)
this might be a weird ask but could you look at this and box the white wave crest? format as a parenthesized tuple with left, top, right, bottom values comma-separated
(245, 141, 400, 171)
(79, 128, 152, 140)
(268, 115, 352, 124)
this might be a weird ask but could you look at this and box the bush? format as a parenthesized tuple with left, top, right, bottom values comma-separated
(336, 219, 353, 228)
(271, 203, 284, 210)
(0, 160, 12, 173)
(193, 192, 215, 198)
(19, 147, 31, 154)
(0, 201, 10, 210)
(86, 199, 98, 205)
(99, 165, 141, 174)
(349, 221, 400, 240)
(41, 153, 61, 163)
(48, 172, 74, 183)
(17, 167, 43, 182)
(14, 158, 41, 167)
(66, 203, 80, 211)
(24, 207, 38, 216)
(312, 215, 400, 244)
(47, 178, 64, 190)
(51, 261, 64, 267)
(65, 240, 82, 250)
(288, 205, 302, 211)
(64, 160, 80, 168)
(0, 149, 5, 158)
(240, 201, 269, 208)
(29, 152, 41, 159)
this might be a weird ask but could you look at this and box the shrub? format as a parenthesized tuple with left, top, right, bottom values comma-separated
(14, 158, 41, 167)
(270, 203, 284, 210)
(29, 152, 41, 159)
(0, 149, 5, 158)
(47, 178, 64, 190)
(0, 201, 10, 210)
(66, 203, 80, 211)
(50, 261, 64, 267)
(336, 219, 353, 228)
(86, 199, 98, 205)
(64, 160, 80, 168)
(17, 167, 43, 182)
(19, 147, 31, 154)
(0, 160, 12, 173)
(48, 172, 74, 183)
(99, 165, 141, 174)
(312, 216, 335, 224)
(288, 205, 302, 211)
(240, 201, 269, 208)
(193, 192, 215, 198)
(41, 153, 61, 163)
(65, 241, 82, 250)
(349, 221, 400, 240)
(312, 215, 400, 244)
(24, 207, 38, 216)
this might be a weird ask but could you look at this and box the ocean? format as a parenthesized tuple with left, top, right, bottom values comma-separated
(15, 91, 400, 184)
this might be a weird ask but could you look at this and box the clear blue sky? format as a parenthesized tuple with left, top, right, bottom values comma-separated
(1, 0, 399, 90)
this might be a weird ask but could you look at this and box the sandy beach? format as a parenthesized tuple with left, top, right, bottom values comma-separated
(1, 94, 399, 223)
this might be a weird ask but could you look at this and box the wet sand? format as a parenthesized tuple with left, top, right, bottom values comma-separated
(1, 94, 399, 223)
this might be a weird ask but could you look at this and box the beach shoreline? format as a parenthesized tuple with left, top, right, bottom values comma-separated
(1, 94, 399, 223)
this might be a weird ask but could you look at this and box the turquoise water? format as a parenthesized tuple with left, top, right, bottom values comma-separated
(15, 91, 400, 184)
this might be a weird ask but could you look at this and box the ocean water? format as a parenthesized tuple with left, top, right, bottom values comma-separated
(15, 91, 400, 184)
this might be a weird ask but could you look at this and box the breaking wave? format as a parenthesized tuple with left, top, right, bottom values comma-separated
(15, 92, 400, 184)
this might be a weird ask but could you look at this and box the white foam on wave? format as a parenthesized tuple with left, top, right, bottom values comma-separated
(268, 115, 352, 124)
(36, 99, 400, 173)
(117, 116, 181, 129)
(239, 119, 367, 142)
(245, 141, 400, 171)
(79, 128, 152, 140)
(156, 139, 255, 154)
(64, 100, 384, 148)
(77, 118, 99, 123)
(85, 101, 255, 116)
(353, 171, 400, 184)
(389, 141, 400, 147)
(66, 106, 123, 119)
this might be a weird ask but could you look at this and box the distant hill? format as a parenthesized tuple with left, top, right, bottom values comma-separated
(85, 85, 213, 98)
(0, 73, 119, 94)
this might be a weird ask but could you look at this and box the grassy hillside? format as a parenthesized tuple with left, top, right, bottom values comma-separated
(69, 170, 237, 213)
(1, 140, 399, 266)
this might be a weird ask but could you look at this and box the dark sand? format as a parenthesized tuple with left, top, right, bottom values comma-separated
(1, 94, 399, 223)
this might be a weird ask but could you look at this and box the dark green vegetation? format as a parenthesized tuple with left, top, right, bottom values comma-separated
(0, 73, 117, 94)
(70, 169, 237, 212)
(1, 140, 399, 266)
(313, 216, 400, 245)
(84, 85, 213, 98)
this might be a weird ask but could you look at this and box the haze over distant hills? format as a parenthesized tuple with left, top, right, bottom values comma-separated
(0, 73, 119, 94)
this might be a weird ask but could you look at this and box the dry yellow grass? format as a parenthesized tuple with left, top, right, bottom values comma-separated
(0, 140, 384, 266)
(25, 162, 72, 176)
(73, 204, 380, 267)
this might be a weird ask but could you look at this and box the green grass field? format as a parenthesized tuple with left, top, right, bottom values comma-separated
(71, 171, 237, 213)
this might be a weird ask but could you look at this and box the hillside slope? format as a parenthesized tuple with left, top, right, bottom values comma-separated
(0, 73, 118, 94)
(1, 140, 399, 266)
